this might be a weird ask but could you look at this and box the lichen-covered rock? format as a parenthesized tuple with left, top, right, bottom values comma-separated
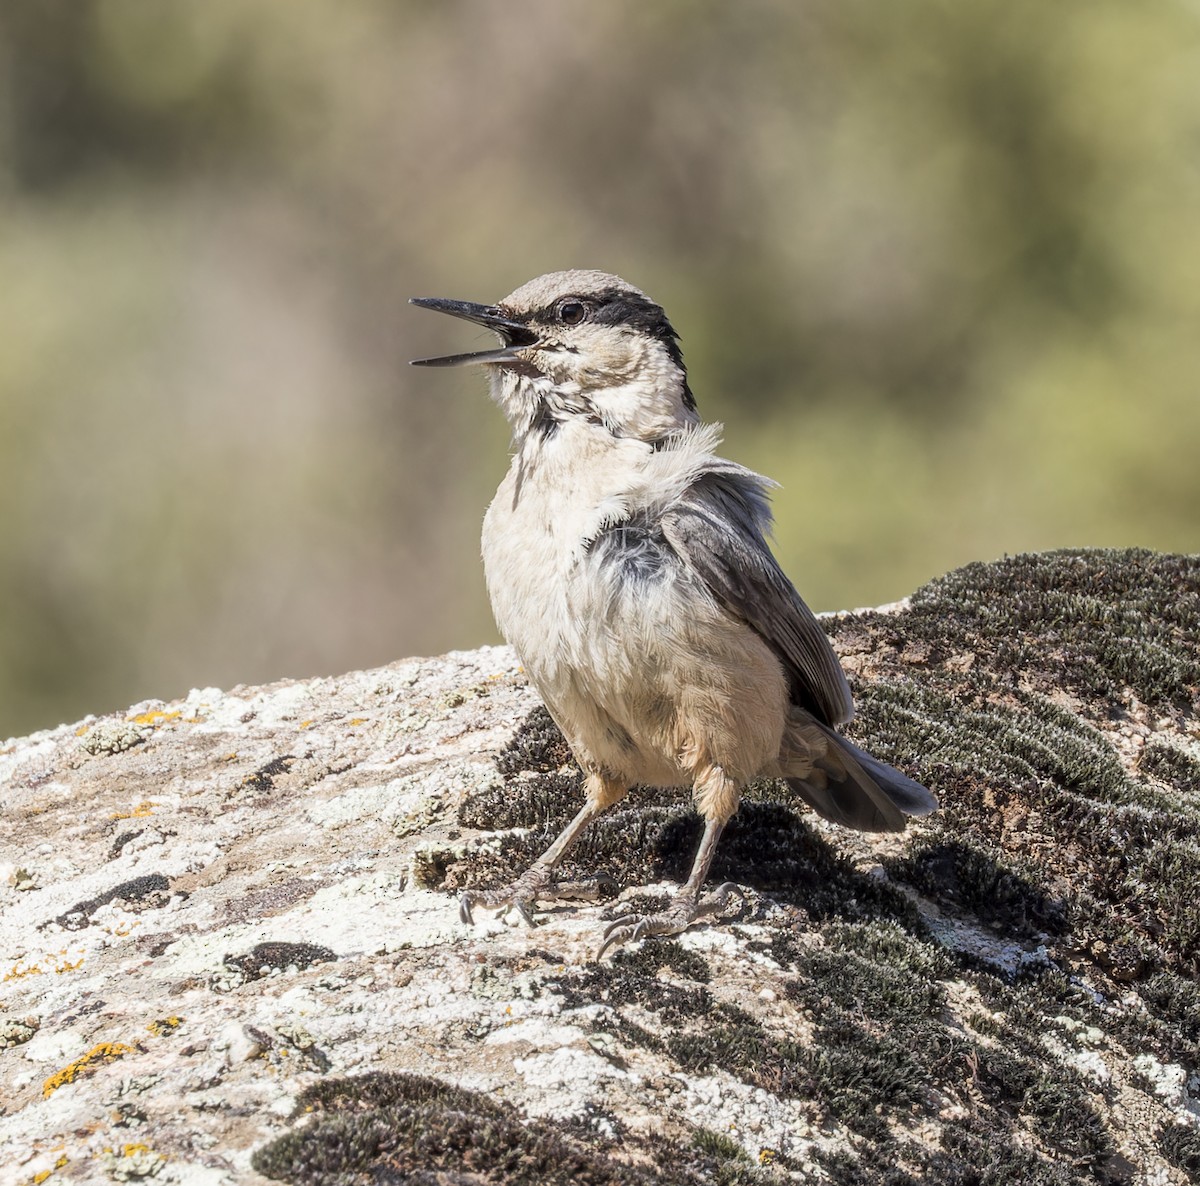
(2, 550, 1198, 1185)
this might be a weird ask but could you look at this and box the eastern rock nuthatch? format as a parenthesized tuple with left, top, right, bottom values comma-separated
(411, 270, 936, 956)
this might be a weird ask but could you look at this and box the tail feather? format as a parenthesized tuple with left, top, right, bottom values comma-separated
(784, 725, 937, 834)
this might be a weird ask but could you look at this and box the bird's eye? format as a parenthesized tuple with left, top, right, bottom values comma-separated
(556, 300, 588, 326)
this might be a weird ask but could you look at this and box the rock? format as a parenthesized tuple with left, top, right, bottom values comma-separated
(1, 550, 1199, 1185)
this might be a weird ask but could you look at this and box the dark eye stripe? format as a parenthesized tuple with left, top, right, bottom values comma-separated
(589, 288, 696, 411)
(521, 286, 697, 411)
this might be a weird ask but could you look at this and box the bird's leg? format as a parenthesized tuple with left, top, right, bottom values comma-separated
(597, 763, 739, 959)
(459, 772, 627, 927)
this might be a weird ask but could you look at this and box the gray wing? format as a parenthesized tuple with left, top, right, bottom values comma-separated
(661, 468, 855, 728)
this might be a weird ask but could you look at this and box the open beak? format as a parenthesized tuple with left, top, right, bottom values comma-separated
(409, 297, 538, 367)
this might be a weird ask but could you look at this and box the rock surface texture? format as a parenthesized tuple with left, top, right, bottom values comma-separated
(2, 549, 1199, 1186)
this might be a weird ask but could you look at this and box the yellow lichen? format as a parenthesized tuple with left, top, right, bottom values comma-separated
(128, 709, 181, 727)
(27, 1156, 68, 1186)
(111, 801, 156, 820)
(42, 1042, 136, 1098)
(4, 951, 84, 982)
(347, 718, 368, 726)
(146, 1017, 182, 1037)
(5, 961, 41, 982)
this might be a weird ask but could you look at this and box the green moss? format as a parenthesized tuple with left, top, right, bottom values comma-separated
(690, 1127, 748, 1165)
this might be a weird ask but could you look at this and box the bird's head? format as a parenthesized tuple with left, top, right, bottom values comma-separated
(411, 270, 697, 443)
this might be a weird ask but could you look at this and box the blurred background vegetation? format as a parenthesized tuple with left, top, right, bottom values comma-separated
(2, 0, 1199, 738)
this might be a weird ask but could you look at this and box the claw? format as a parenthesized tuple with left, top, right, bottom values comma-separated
(701, 883, 738, 918)
(596, 917, 649, 961)
(594, 884, 742, 960)
(512, 898, 538, 928)
(457, 869, 619, 932)
(601, 914, 637, 941)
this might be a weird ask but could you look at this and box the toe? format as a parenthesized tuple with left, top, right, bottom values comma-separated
(511, 898, 539, 928)
(459, 892, 478, 926)
(596, 924, 637, 962)
(595, 902, 695, 960)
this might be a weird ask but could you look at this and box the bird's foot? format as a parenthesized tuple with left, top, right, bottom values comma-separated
(459, 866, 618, 928)
(596, 882, 739, 960)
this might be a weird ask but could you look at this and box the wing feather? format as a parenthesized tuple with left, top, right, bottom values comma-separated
(661, 468, 855, 728)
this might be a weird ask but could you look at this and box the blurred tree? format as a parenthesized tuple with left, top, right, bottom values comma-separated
(1, 0, 1197, 737)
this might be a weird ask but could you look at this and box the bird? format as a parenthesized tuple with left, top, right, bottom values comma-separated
(410, 270, 936, 957)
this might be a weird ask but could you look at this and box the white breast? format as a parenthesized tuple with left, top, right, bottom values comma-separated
(481, 420, 788, 786)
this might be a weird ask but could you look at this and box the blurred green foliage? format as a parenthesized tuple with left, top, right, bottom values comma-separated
(1, 0, 1198, 737)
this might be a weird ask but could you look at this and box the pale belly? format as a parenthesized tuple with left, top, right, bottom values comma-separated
(484, 497, 789, 788)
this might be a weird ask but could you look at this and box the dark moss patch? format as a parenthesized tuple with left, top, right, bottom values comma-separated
(1136, 972, 1200, 1068)
(495, 705, 575, 775)
(106, 828, 142, 861)
(554, 952, 714, 1025)
(452, 792, 924, 938)
(888, 838, 1067, 938)
(604, 938, 711, 984)
(458, 769, 583, 833)
(1139, 738, 1200, 797)
(546, 905, 1131, 1180)
(51, 872, 172, 931)
(835, 552, 1200, 983)
(253, 1071, 790, 1186)
(665, 1003, 817, 1100)
(1159, 1120, 1200, 1178)
(241, 755, 297, 793)
(224, 941, 336, 982)
(919, 1124, 1082, 1186)
(714, 801, 927, 929)
(786, 921, 952, 1020)
(898, 549, 1200, 709)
